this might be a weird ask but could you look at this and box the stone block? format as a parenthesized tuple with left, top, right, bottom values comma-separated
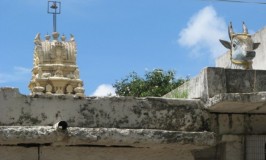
(216, 114, 244, 135)
(211, 113, 266, 135)
(231, 115, 245, 134)
(0, 127, 216, 148)
(209, 114, 219, 133)
(207, 68, 227, 98)
(225, 69, 255, 93)
(253, 70, 266, 92)
(164, 67, 226, 100)
(0, 146, 38, 160)
(218, 114, 230, 134)
(221, 135, 243, 143)
(224, 142, 243, 160)
(249, 115, 266, 134)
(192, 147, 217, 160)
(205, 92, 266, 113)
(0, 88, 210, 131)
(165, 67, 266, 102)
(40, 146, 195, 160)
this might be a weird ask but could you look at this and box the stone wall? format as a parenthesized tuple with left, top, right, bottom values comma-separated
(2, 86, 266, 159)
(0, 87, 216, 160)
(205, 92, 266, 113)
(0, 88, 209, 132)
(0, 126, 216, 160)
(163, 66, 266, 159)
(0, 146, 196, 160)
(164, 67, 225, 100)
(210, 113, 266, 135)
(164, 67, 266, 102)
(208, 113, 266, 160)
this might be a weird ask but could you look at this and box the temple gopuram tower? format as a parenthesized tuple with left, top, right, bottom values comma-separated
(28, 1, 85, 97)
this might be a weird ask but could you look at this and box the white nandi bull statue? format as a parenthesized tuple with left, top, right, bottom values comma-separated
(219, 22, 260, 69)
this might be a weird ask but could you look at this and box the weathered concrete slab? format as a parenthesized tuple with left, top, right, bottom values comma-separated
(205, 92, 266, 113)
(0, 147, 38, 160)
(0, 88, 209, 132)
(40, 147, 195, 160)
(211, 113, 266, 134)
(164, 67, 266, 101)
(0, 126, 216, 148)
(164, 67, 226, 100)
(0, 145, 219, 160)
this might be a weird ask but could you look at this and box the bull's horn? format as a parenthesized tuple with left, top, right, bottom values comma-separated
(242, 22, 248, 34)
(228, 22, 234, 40)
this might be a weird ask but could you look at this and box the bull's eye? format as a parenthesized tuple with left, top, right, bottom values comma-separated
(233, 44, 236, 48)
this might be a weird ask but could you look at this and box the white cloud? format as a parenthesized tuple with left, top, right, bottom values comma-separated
(14, 66, 31, 74)
(0, 66, 31, 83)
(92, 84, 116, 97)
(178, 6, 227, 58)
(0, 74, 15, 83)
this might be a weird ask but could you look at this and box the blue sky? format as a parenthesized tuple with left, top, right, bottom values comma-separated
(0, 0, 266, 96)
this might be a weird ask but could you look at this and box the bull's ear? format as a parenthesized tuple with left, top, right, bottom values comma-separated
(253, 43, 260, 50)
(219, 40, 231, 49)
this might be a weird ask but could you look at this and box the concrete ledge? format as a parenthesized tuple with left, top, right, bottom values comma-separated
(164, 67, 226, 100)
(205, 92, 266, 113)
(164, 67, 266, 101)
(39, 146, 195, 160)
(221, 135, 243, 143)
(0, 88, 209, 132)
(0, 127, 216, 149)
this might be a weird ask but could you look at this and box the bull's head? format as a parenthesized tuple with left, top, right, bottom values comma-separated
(219, 22, 260, 69)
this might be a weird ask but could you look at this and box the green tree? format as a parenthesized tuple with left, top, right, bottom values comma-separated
(113, 69, 187, 97)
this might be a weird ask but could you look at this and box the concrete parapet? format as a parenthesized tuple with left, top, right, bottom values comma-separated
(210, 113, 266, 134)
(0, 126, 216, 160)
(164, 67, 266, 101)
(0, 87, 217, 159)
(40, 147, 195, 160)
(0, 87, 209, 132)
(0, 147, 38, 160)
(164, 67, 226, 100)
(0, 126, 216, 148)
(206, 92, 266, 113)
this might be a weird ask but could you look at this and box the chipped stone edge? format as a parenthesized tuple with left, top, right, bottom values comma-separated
(0, 87, 205, 110)
(204, 92, 266, 111)
(0, 126, 216, 148)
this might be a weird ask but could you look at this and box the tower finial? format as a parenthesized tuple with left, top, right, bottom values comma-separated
(48, 1, 61, 32)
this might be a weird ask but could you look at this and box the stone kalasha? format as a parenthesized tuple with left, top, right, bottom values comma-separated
(29, 32, 84, 97)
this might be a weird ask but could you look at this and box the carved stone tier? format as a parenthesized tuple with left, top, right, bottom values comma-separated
(29, 32, 85, 97)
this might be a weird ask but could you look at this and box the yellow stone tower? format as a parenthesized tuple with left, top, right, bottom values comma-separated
(28, 1, 85, 97)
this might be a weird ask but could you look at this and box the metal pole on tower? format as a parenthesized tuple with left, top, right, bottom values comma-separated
(48, 1, 61, 32)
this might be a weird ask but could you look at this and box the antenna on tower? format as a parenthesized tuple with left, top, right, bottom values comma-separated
(48, 1, 61, 32)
